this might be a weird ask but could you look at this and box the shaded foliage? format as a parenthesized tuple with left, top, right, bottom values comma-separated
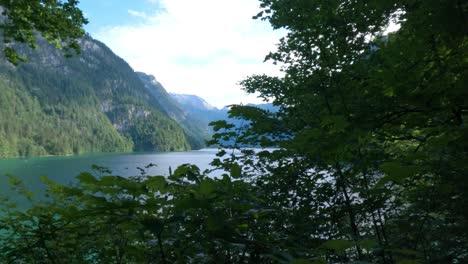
(208, 0, 467, 262)
(0, 165, 278, 263)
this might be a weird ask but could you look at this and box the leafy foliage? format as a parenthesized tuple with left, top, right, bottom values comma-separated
(0, 0, 88, 64)
(0, 165, 277, 263)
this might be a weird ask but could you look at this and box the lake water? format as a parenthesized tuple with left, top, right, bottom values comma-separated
(0, 148, 220, 202)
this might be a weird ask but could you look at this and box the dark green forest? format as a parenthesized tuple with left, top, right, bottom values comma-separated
(0, 76, 133, 157)
(1, 0, 467, 263)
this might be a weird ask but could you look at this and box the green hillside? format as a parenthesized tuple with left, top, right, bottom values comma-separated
(0, 35, 195, 158)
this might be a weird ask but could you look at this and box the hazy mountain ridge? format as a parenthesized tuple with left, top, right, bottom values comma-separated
(170, 93, 226, 127)
(170, 94, 218, 111)
(170, 94, 277, 139)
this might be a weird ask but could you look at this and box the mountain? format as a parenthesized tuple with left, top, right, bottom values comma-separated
(170, 94, 278, 139)
(170, 93, 279, 126)
(136, 73, 209, 149)
(0, 34, 203, 158)
(171, 94, 218, 112)
(243, 103, 279, 113)
(170, 94, 226, 127)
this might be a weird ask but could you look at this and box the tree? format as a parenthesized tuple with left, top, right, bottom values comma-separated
(212, 0, 467, 262)
(0, 0, 87, 65)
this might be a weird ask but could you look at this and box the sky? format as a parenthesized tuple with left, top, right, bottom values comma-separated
(78, 0, 285, 108)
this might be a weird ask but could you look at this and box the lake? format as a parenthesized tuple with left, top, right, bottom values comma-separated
(0, 148, 220, 203)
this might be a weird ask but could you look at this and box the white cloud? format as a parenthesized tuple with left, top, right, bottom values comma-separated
(94, 0, 284, 108)
(127, 9, 148, 19)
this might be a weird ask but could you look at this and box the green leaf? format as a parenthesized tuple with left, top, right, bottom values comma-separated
(396, 260, 420, 264)
(320, 239, 354, 253)
(199, 179, 217, 195)
(209, 120, 235, 131)
(76, 172, 98, 185)
(230, 162, 242, 179)
(359, 239, 378, 250)
(141, 218, 164, 234)
(3, 47, 28, 65)
(145, 176, 168, 193)
(206, 214, 224, 232)
(289, 258, 327, 264)
(378, 162, 418, 185)
(91, 164, 112, 174)
(383, 86, 395, 97)
(289, 259, 314, 264)
(321, 115, 349, 133)
(387, 248, 420, 256)
(171, 164, 201, 182)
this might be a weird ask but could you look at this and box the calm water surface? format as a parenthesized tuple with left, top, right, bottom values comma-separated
(0, 149, 219, 200)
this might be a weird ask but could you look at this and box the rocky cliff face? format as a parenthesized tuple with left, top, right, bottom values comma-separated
(136, 72, 187, 122)
(137, 73, 211, 149)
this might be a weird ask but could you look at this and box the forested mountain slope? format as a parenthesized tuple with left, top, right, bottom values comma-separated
(0, 34, 201, 158)
(136, 73, 209, 149)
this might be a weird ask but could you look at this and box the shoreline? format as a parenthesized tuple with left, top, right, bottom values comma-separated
(0, 147, 220, 161)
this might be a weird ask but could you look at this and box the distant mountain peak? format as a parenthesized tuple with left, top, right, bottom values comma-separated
(170, 93, 217, 111)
